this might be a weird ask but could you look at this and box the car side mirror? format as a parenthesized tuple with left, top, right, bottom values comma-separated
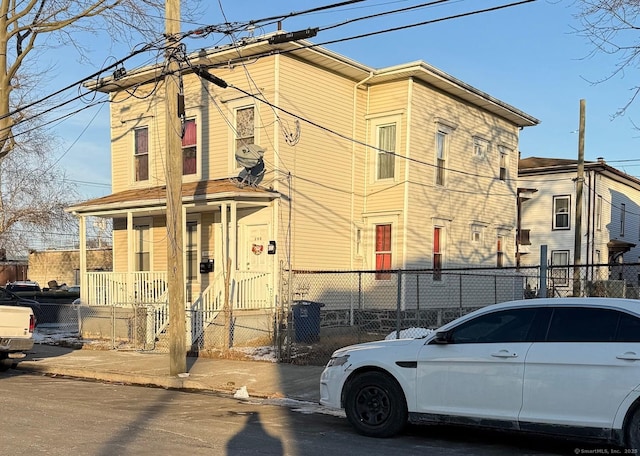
(432, 331, 451, 344)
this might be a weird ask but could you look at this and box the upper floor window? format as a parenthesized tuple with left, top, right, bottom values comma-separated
(182, 119, 197, 176)
(375, 224, 392, 280)
(134, 127, 149, 182)
(595, 195, 602, 231)
(553, 195, 570, 230)
(499, 148, 508, 181)
(376, 123, 396, 180)
(436, 130, 447, 186)
(235, 106, 255, 159)
(620, 203, 626, 237)
(473, 137, 488, 158)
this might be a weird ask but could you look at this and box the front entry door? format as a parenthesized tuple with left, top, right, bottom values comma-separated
(244, 224, 269, 271)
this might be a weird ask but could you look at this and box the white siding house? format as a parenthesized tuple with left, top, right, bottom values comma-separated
(518, 157, 640, 297)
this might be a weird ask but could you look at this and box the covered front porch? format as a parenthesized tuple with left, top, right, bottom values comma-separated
(67, 179, 281, 349)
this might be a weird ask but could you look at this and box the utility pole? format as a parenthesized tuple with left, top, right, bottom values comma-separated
(165, 0, 186, 375)
(573, 99, 585, 297)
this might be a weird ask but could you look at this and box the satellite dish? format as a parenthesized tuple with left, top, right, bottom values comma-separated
(235, 144, 265, 186)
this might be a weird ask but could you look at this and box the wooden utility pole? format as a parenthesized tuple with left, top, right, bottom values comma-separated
(573, 99, 585, 296)
(165, 0, 187, 375)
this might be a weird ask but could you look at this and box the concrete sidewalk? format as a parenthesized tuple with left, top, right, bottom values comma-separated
(15, 344, 325, 403)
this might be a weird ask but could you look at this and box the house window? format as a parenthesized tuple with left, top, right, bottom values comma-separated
(355, 227, 363, 257)
(595, 195, 602, 231)
(499, 149, 507, 181)
(553, 195, 570, 230)
(497, 235, 504, 268)
(134, 224, 150, 271)
(375, 224, 392, 280)
(182, 119, 197, 175)
(551, 250, 569, 286)
(376, 123, 396, 180)
(134, 127, 149, 182)
(436, 130, 447, 186)
(186, 221, 198, 281)
(433, 226, 442, 281)
(235, 106, 255, 160)
(473, 137, 487, 158)
(621, 203, 626, 236)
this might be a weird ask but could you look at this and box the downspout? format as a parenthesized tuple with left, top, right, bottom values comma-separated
(351, 71, 373, 270)
(586, 169, 592, 280)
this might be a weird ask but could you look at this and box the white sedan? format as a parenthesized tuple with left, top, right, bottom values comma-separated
(320, 297, 640, 448)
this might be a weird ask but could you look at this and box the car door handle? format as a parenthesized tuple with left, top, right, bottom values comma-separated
(491, 350, 518, 358)
(616, 352, 640, 361)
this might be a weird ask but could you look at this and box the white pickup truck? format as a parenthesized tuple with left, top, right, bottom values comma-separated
(0, 305, 35, 371)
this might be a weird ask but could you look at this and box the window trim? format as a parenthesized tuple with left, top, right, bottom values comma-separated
(374, 224, 393, 280)
(133, 218, 152, 272)
(133, 126, 149, 183)
(552, 195, 571, 230)
(375, 122, 397, 181)
(181, 117, 199, 179)
(620, 203, 626, 237)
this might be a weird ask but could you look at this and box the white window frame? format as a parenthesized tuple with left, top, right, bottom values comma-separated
(133, 217, 152, 272)
(133, 126, 150, 184)
(376, 122, 397, 181)
(596, 195, 602, 231)
(498, 146, 509, 181)
(181, 110, 202, 182)
(367, 112, 402, 184)
(435, 129, 448, 187)
(227, 101, 258, 175)
(621, 203, 626, 237)
(553, 195, 571, 230)
(473, 136, 488, 159)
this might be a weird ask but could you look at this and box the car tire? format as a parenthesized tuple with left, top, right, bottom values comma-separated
(344, 371, 407, 438)
(0, 359, 12, 372)
(626, 406, 640, 450)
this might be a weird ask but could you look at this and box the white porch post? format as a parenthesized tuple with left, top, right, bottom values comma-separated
(127, 212, 134, 301)
(79, 215, 87, 303)
(230, 201, 237, 295)
(221, 203, 228, 271)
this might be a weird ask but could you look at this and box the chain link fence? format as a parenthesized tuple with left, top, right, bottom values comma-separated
(25, 262, 640, 366)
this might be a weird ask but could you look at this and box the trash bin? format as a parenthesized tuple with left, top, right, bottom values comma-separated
(292, 300, 324, 343)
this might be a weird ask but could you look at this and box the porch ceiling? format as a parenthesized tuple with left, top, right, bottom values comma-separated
(65, 178, 279, 217)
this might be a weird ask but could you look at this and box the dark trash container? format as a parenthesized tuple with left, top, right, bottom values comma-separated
(292, 300, 324, 343)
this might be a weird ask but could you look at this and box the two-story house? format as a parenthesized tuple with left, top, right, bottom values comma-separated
(518, 156, 640, 297)
(66, 33, 538, 347)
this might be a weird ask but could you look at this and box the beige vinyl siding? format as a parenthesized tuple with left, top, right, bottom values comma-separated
(110, 88, 165, 192)
(363, 81, 408, 217)
(275, 56, 357, 269)
(405, 80, 520, 267)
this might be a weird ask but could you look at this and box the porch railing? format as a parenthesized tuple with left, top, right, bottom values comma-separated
(84, 270, 273, 348)
(85, 271, 168, 306)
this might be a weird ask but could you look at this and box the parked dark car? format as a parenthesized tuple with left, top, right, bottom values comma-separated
(0, 287, 42, 325)
(5, 281, 42, 293)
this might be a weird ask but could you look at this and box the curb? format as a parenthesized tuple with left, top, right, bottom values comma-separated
(14, 363, 277, 399)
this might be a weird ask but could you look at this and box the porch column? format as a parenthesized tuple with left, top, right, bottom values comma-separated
(221, 202, 228, 271)
(230, 201, 237, 279)
(127, 212, 134, 300)
(78, 215, 87, 303)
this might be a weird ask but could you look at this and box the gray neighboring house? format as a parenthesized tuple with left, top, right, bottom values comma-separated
(518, 156, 640, 297)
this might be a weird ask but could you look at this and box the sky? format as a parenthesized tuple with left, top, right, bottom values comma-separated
(43, 0, 640, 200)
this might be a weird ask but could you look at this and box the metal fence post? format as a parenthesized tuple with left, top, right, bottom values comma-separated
(540, 245, 548, 298)
(396, 270, 402, 339)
